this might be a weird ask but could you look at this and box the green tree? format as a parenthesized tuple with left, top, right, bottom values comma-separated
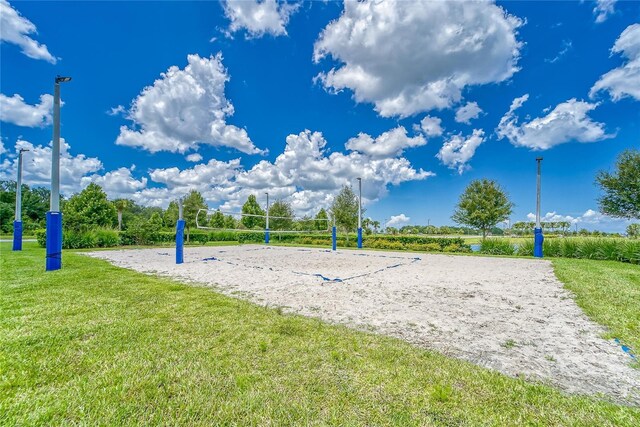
(164, 201, 179, 229)
(330, 185, 360, 233)
(452, 179, 514, 239)
(241, 194, 266, 229)
(223, 214, 237, 229)
(63, 183, 117, 231)
(627, 223, 640, 239)
(113, 199, 132, 231)
(182, 190, 208, 241)
(596, 149, 640, 220)
(209, 209, 225, 228)
(269, 200, 294, 230)
(371, 220, 380, 234)
(314, 208, 329, 230)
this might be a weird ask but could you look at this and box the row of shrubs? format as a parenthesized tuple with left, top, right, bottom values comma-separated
(35, 228, 638, 264)
(35, 228, 471, 253)
(480, 238, 640, 264)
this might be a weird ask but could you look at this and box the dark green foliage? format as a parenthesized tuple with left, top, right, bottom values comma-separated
(331, 185, 361, 233)
(314, 208, 329, 230)
(241, 194, 266, 229)
(209, 209, 225, 228)
(35, 228, 120, 249)
(163, 201, 179, 229)
(63, 183, 117, 231)
(182, 190, 208, 238)
(268, 200, 294, 230)
(628, 224, 640, 239)
(452, 179, 513, 238)
(0, 181, 51, 233)
(596, 149, 640, 220)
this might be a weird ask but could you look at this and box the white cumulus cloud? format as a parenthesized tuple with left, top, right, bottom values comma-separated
(223, 0, 299, 38)
(140, 129, 433, 214)
(185, 153, 203, 163)
(455, 101, 483, 124)
(0, 93, 53, 127)
(81, 167, 147, 200)
(496, 94, 613, 150)
(0, 138, 103, 195)
(116, 53, 264, 155)
(436, 129, 485, 174)
(344, 126, 426, 159)
(593, 0, 617, 24)
(0, 0, 56, 63)
(387, 214, 410, 228)
(416, 115, 444, 137)
(313, 0, 522, 117)
(590, 23, 640, 102)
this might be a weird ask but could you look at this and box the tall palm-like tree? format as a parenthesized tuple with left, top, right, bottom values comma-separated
(113, 199, 131, 231)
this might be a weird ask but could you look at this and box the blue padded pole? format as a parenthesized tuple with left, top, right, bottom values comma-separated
(357, 227, 363, 249)
(12, 220, 22, 251)
(45, 212, 62, 271)
(534, 227, 544, 258)
(332, 226, 337, 251)
(176, 219, 185, 264)
(265, 229, 270, 244)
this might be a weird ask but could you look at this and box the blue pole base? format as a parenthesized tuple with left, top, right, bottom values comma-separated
(265, 229, 270, 244)
(332, 226, 337, 251)
(534, 227, 544, 258)
(357, 227, 363, 249)
(176, 219, 185, 264)
(12, 220, 23, 251)
(45, 212, 62, 271)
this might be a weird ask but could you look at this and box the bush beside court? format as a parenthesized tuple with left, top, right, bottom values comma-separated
(480, 237, 640, 264)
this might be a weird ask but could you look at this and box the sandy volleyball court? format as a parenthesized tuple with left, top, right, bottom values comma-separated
(87, 245, 640, 405)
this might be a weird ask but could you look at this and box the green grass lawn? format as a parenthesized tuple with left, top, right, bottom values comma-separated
(553, 258, 640, 367)
(1, 244, 639, 425)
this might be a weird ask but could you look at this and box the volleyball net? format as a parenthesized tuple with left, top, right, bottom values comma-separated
(196, 209, 332, 234)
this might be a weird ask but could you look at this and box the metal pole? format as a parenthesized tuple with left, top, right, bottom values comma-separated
(265, 192, 270, 244)
(13, 149, 28, 251)
(46, 76, 70, 271)
(51, 82, 61, 212)
(357, 177, 362, 249)
(534, 157, 544, 258)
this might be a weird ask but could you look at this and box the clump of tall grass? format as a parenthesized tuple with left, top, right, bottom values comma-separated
(479, 238, 515, 255)
(541, 238, 639, 264)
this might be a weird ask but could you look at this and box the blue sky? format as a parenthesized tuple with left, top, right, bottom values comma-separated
(1, 0, 638, 231)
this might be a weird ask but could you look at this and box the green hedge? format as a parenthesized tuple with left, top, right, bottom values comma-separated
(35, 228, 120, 249)
(482, 238, 640, 264)
(34, 228, 471, 253)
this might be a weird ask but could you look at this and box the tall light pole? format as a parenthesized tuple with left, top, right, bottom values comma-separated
(534, 157, 544, 258)
(46, 75, 71, 271)
(13, 148, 29, 251)
(357, 177, 362, 249)
(265, 192, 270, 244)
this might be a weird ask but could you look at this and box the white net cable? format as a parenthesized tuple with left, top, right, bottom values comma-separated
(196, 209, 331, 233)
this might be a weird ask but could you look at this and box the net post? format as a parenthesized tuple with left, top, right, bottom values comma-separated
(265, 228, 270, 244)
(332, 226, 337, 251)
(176, 219, 185, 264)
(176, 198, 185, 264)
(13, 220, 22, 251)
(45, 211, 62, 271)
(357, 228, 363, 249)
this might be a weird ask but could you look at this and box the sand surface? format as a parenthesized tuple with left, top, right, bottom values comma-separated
(87, 245, 640, 405)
